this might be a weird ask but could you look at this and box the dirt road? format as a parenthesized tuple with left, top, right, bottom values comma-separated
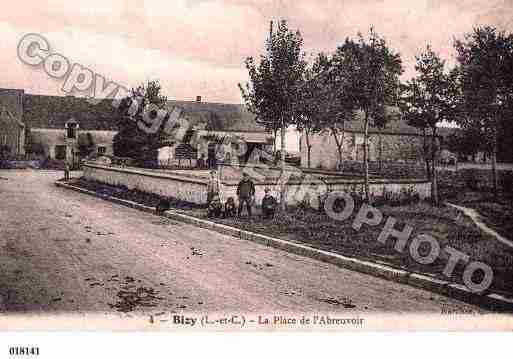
(0, 170, 485, 322)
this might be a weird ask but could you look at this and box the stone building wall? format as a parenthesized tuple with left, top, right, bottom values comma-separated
(300, 131, 426, 170)
(31, 128, 116, 162)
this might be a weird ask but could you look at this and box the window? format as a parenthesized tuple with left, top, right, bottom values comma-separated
(55, 145, 66, 160)
(97, 146, 107, 155)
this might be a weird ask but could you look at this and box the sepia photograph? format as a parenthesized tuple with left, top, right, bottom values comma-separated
(1, 0, 513, 356)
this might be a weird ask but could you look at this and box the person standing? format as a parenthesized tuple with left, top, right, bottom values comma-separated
(64, 162, 70, 181)
(236, 172, 255, 217)
(206, 170, 220, 205)
(197, 154, 206, 169)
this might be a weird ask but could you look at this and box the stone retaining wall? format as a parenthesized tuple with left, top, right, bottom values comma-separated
(83, 163, 210, 204)
(438, 168, 513, 191)
(0, 159, 41, 169)
(342, 160, 428, 179)
(83, 162, 432, 206)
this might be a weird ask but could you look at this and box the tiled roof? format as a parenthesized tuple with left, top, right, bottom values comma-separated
(164, 100, 265, 132)
(0, 88, 457, 136)
(22, 94, 119, 131)
(344, 109, 459, 137)
(0, 89, 266, 133)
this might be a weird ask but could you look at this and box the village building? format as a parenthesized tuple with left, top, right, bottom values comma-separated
(0, 89, 273, 167)
(158, 98, 273, 168)
(299, 111, 455, 170)
(0, 103, 25, 157)
(0, 88, 118, 166)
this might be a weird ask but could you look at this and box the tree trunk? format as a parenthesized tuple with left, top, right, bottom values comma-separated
(423, 128, 431, 180)
(305, 128, 311, 169)
(280, 119, 286, 211)
(431, 127, 438, 205)
(273, 129, 278, 154)
(363, 115, 370, 203)
(378, 131, 383, 173)
(491, 129, 498, 198)
(331, 127, 345, 172)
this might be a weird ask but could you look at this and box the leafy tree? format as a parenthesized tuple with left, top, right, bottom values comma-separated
(239, 20, 307, 209)
(446, 129, 481, 161)
(0, 145, 10, 159)
(400, 46, 458, 204)
(330, 29, 403, 202)
(23, 125, 44, 157)
(313, 52, 357, 171)
(399, 84, 432, 179)
(24, 125, 32, 153)
(497, 103, 513, 162)
(454, 26, 513, 196)
(113, 80, 168, 167)
(78, 132, 95, 158)
(296, 53, 342, 169)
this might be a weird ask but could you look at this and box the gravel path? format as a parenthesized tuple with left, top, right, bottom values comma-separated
(446, 202, 513, 249)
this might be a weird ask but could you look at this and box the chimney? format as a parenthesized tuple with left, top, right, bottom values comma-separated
(196, 95, 202, 103)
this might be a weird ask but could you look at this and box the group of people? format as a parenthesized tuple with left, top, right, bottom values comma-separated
(207, 171, 277, 220)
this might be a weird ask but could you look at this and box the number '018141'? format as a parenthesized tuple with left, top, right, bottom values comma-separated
(9, 347, 39, 356)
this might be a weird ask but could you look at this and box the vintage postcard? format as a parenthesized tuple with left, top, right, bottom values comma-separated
(1, 0, 513, 355)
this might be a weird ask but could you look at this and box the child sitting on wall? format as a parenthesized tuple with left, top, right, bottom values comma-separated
(156, 198, 171, 215)
(207, 194, 223, 218)
(224, 197, 236, 218)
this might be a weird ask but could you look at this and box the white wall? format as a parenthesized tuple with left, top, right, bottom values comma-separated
(83, 163, 431, 206)
(83, 163, 209, 204)
(31, 128, 116, 160)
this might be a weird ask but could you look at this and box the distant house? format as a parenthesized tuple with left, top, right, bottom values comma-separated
(0, 105, 25, 157)
(299, 110, 455, 170)
(0, 88, 118, 166)
(158, 99, 273, 167)
(0, 88, 273, 167)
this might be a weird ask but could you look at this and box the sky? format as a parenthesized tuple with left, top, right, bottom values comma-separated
(2, 0, 513, 105)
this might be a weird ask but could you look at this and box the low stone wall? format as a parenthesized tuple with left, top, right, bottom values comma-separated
(83, 162, 432, 206)
(0, 159, 41, 169)
(342, 160, 428, 179)
(344, 161, 513, 192)
(218, 163, 365, 182)
(438, 168, 513, 191)
(221, 179, 431, 208)
(83, 163, 209, 204)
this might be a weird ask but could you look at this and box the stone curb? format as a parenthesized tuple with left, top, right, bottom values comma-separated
(55, 181, 513, 312)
